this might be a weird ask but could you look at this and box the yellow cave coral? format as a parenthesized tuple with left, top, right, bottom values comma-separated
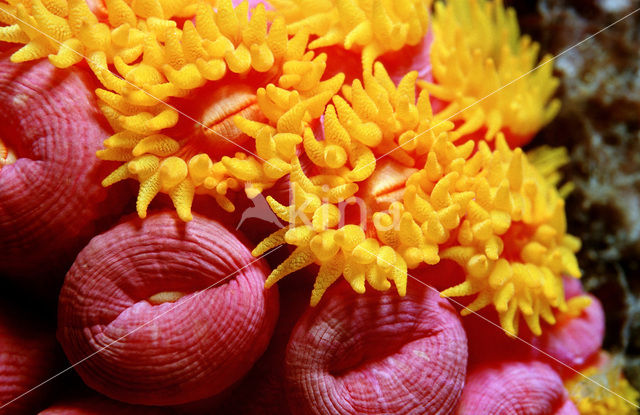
(420, 0, 560, 146)
(0, 0, 344, 220)
(254, 61, 585, 336)
(527, 144, 575, 198)
(266, 0, 430, 71)
(437, 136, 582, 336)
(238, 61, 454, 190)
(565, 355, 640, 415)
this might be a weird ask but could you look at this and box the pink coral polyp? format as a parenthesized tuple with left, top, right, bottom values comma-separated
(285, 281, 468, 415)
(455, 360, 579, 414)
(57, 212, 279, 405)
(0, 52, 129, 297)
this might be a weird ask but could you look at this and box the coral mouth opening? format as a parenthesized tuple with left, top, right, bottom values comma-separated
(0, 137, 16, 169)
(500, 222, 537, 262)
(346, 160, 418, 236)
(168, 83, 265, 159)
(328, 332, 413, 378)
(358, 160, 418, 213)
(147, 291, 186, 305)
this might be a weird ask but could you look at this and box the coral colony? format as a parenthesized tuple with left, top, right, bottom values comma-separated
(0, 0, 579, 334)
(0, 0, 638, 412)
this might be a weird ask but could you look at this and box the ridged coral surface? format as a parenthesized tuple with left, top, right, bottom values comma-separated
(0, 302, 61, 415)
(455, 360, 578, 414)
(57, 211, 279, 405)
(39, 392, 176, 414)
(285, 281, 467, 415)
(0, 50, 129, 296)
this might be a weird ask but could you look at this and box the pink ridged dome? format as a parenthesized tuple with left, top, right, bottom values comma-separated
(57, 211, 279, 405)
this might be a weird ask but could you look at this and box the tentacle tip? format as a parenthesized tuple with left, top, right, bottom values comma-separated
(177, 211, 193, 222)
(503, 329, 517, 338)
(264, 275, 277, 288)
(245, 188, 262, 199)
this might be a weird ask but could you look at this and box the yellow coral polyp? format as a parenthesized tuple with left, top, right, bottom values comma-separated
(420, 0, 560, 146)
(527, 144, 575, 198)
(267, 0, 430, 70)
(0, 0, 346, 220)
(565, 355, 640, 415)
(339, 62, 458, 163)
(254, 59, 584, 335)
(437, 137, 582, 336)
(242, 61, 458, 195)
